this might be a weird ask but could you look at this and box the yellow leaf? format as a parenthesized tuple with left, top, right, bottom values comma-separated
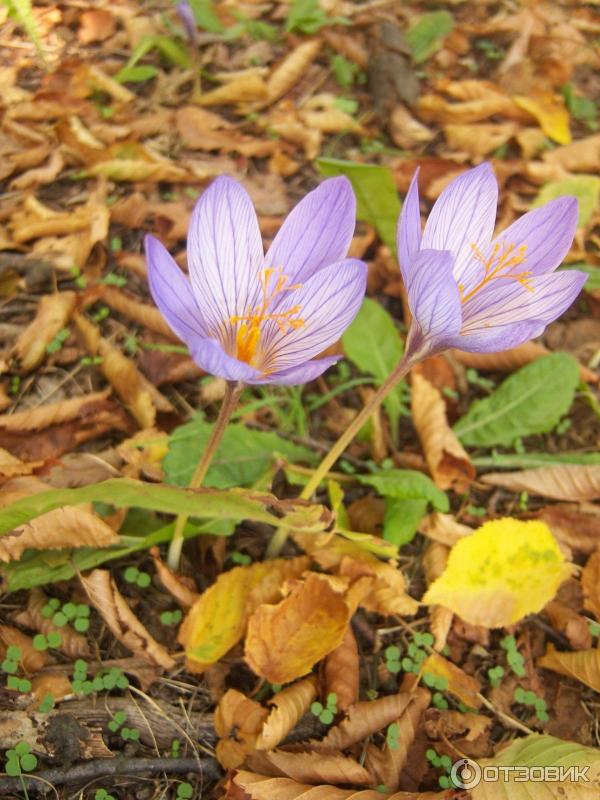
(423, 518, 572, 627)
(178, 557, 309, 671)
(538, 644, 600, 693)
(514, 91, 571, 145)
(421, 652, 482, 709)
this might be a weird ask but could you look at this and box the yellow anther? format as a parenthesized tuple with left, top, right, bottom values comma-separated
(461, 242, 533, 304)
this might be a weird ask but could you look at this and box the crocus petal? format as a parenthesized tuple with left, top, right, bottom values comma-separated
(187, 176, 264, 344)
(145, 235, 207, 345)
(263, 177, 356, 285)
(404, 248, 462, 358)
(251, 356, 340, 386)
(453, 270, 587, 353)
(397, 167, 422, 284)
(257, 258, 367, 373)
(189, 337, 264, 382)
(422, 163, 498, 286)
(489, 196, 578, 276)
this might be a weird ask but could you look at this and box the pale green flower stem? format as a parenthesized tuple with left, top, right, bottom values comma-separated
(166, 381, 242, 571)
(265, 355, 414, 558)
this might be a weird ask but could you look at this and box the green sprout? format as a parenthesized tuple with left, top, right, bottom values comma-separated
(46, 327, 70, 354)
(121, 726, 140, 741)
(501, 635, 526, 677)
(384, 644, 401, 674)
(177, 783, 194, 800)
(386, 722, 400, 750)
(2, 645, 21, 674)
(95, 789, 116, 800)
(311, 692, 338, 725)
(123, 566, 151, 588)
(5, 741, 37, 776)
(487, 665, 505, 688)
(32, 632, 61, 651)
(514, 688, 548, 722)
(160, 609, 183, 626)
(38, 693, 55, 713)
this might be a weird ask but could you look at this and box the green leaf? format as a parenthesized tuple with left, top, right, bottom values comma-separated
(382, 498, 428, 547)
(163, 418, 318, 488)
(115, 65, 159, 84)
(474, 451, 600, 469)
(454, 353, 580, 447)
(285, 0, 347, 34)
(189, 0, 225, 32)
(358, 469, 449, 511)
(406, 11, 454, 63)
(342, 298, 406, 438)
(5, 0, 47, 64)
(316, 158, 401, 252)
(534, 176, 600, 228)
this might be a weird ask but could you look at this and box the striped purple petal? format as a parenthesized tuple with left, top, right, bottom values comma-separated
(397, 167, 422, 285)
(187, 176, 264, 350)
(254, 356, 341, 386)
(256, 258, 367, 374)
(263, 177, 356, 285)
(145, 235, 207, 345)
(422, 163, 498, 287)
(188, 337, 264, 382)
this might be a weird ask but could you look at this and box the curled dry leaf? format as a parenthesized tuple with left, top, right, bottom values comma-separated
(536, 506, 600, 555)
(74, 312, 157, 429)
(389, 104, 434, 149)
(417, 89, 516, 124)
(543, 134, 600, 173)
(310, 692, 413, 753)
(544, 601, 592, 651)
(256, 676, 317, 751)
(0, 390, 112, 432)
(337, 553, 419, 617)
(0, 505, 120, 563)
(365, 688, 431, 792)
(150, 547, 199, 609)
(421, 653, 482, 709)
(581, 550, 600, 621)
(265, 40, 321, 105)
(10, 150, 64, 191)
(0, 624, 55, 673)
(244, 573, 349, 684)
(538, 644, 600, 694)
(15, 588, 91, 659)
(0, 448, 42, 478)
(423, 541, 453, 652)
(411, 374, 474, 492)
(97, 286, 177, 341)
(322, 625, 359, 712)
(246, 750, 373, 787)
(425, 709, 491, 743)
(77, 8, 116, 43)
(13, 292, 76, 372)
(178, 557, 310, 672)
(443, 122, 516, 157)
(482, 465, 600, 501)
(419, 513, 473, 547)
(215, 688, 269, 770)
(80, 569, 175, 670)
(30, 672, 73, 705)
(451, 342, 598, 384)
(228, 771, 445, 800)
(199, 73, 268, 107)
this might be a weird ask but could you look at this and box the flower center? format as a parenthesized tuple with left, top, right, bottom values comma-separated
(230, 267, 304, 367)
(458, 242, 533, 304)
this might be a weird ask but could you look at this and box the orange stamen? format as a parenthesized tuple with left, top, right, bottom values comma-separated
(460, 242, 533, 304)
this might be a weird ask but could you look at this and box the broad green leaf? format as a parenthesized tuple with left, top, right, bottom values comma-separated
(534, 176, 600, 228)
(424, 518, 571, 627)
(472, 733, 600, 799)
(163, 418, 317, 488)
(188, 0, 225, 33)
(285, 0, 347, 34)
(115, 65, 159, 84)
(316, 158, 401, 251)
(406, 11, 454, 63)
(474, 452, 600, 469)
(358, 469, 449, 511)
(342, 298, 407, 437)
(383, 498, 428, 547)
(0, 478, 324, 537)
(454, 353, 579, 447)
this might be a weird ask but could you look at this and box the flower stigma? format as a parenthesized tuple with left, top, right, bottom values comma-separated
(230, 267, 305, 368)
(459, 242, 532, 304)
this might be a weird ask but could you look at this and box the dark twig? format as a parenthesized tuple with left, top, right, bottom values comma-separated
(0, 756, 221, 795)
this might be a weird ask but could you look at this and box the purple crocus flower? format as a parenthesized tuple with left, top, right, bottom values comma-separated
(177, 1, 197, 45)
(398, 163, 587, 359)
(145, 176, 367, 385)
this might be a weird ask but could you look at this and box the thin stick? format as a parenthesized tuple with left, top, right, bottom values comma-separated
(265, 356, 414, 558)
(166, 381, 242, 570)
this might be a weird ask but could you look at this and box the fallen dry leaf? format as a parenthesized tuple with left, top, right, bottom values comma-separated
(421, 653, 482, 709)
(538, 644, 600, 694)
(444, 122, 516, 157)
(265, 40, 321, 105)
(0, 448, 42, 479)
(15, 587, 91, 659)
(179, 557, 310, 672)
(411, 373, 474, 492)
(13, 292, 76, 372)
(244, 573, 349, 684)
(482, 465, 600, 501)
(514, 90, 571, 144)
(150, 547, 199, 609)
(543, 134, 600, 173)
(256, 676, 317, 751)
(80, 569, 175, 670)
(423, 541, 453, 651)
(536, 506, 600, 555)
(544, 601, 592, 651)
(0, 624, 55, 673)
(78, 9, 116, 43)
(389, 104, 434, 149)
(0, 390, 112, 432)
(246, 750, 373, 787)
(199, 73, 268, 107)
(322, 625, 359, 712)
(419, 513, 473, 547)
(581, 550, 600, 622)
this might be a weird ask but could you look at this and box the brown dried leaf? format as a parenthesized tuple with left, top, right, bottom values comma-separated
(419, 513, 474, 547)
(421, 653, 482, 709)
(481, 465, 600, 501)
(10, 150, 64, 191)
(417, 91, 516, 124)
(80, 569, 175, 670)
(215, 688, 269, 769)
(245, 574, 349, 684)
(544, 601, 592, 651)
(0, 505, 120, 562)
(581, 550, 600, 621)
(322, 625, 359, 712)
(389, 104, 434, 149)
(0, 448, 42, 478)
(266, 40, 321, 105)
(97, 286, 177, 341)
(13, 292, 76, 372)
(0, 390, 112, 432)
(423, 542, 453, 651)
(338, 554, 419, 617)
(14, 588, 91, 659)
(78, 9, 116, 43)
(246, 750, 373, 786)
(29, 672, 73, 705)
(228, 771, 443, 800)
(411, 374, 474, 492)
(74, 312, 157, 428)
(444, 122, 516, 157)
(256, 677, 317, 751)
(538, 644, 600, 693)
(150, 548, 199, 609)
(536, 506, 600, 555)
(543, 134, 600, 173)
(0, 624, 55, 673)
(365, 688, 431, 792)
(199, 73, 268, 107)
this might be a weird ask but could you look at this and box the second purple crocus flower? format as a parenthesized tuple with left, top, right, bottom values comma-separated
(145, 176, 367, 385)
(398, 163, 587, 360)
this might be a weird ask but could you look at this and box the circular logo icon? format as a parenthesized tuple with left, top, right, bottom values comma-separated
(450, 758, 482, 789)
